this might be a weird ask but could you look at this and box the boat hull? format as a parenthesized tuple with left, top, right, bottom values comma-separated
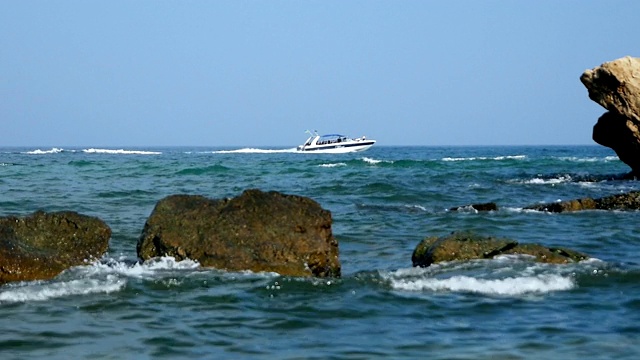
(297, 141, 375, 153)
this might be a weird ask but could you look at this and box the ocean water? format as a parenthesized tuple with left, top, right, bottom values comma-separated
(1, 145, 639, 359)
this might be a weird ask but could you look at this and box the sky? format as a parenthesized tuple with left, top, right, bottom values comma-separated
(1, 1, 638, 147)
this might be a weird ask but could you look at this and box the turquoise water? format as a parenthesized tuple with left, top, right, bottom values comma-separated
(1, 145, 639, 359)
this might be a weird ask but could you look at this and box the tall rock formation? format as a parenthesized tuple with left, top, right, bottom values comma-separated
(581, 56, 640, 175)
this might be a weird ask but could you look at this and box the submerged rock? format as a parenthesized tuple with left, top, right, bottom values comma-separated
(137, 189, 341, 277)
(581, 56, 640, 175)
(525, 191, 640, 212)
(449, 202, 498, 212)
(0, 211, 111, 284)
(412, 231, 588, 267)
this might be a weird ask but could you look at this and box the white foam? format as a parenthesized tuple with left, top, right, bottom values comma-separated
(0, 275, 125, 303)
(405, 204, 427, 212)
(390, 274, 574, 296)
(520, 176, 572, 185)
(24, 148, 64, 155)
(86, 256, 200, 279)
(361, 157, 393, 165)
(494, 155, 527, 160)
(558, 156, 620, 162)
(442, 155, 526, 162)
(319, 163, 347, 168)
(382, 257, 590, 297)
(82, 148, 161, 155)
(0, 256, 199, 303)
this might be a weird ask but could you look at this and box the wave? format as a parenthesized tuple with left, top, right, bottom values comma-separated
(318, 163, 347, 168)
(361, 157, 394, 165)
(381, 256, 606, 297)
(0, 256, 284, 304)
(23, 147, 65, 155)
(0, 275, 125, 303)
(175, 164, 231, 175)
(520, 175, 573, 185)
(558, 156, 620, 162)
(356, 203, 429, 213)
(511, 173, 633, 185)
(0, 257, 198, 303)
(390, 273, 574, 296)
(442, 155, 527, 162)
(82, 148, 161, 155)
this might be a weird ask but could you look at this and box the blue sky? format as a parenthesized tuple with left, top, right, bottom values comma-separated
(1, 1, 637, 147)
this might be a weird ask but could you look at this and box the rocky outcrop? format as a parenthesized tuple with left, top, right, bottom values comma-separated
(0, 211, 111, 284)
(525, 191, 640, 212)
(137, 189, 341, 277)
(581, 56, 640, 175)
(412, 231, 588, 267)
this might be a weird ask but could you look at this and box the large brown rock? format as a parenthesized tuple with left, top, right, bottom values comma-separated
(0, 211, 111, 284)
(137, 190, 341, 277)
(412, 231, 588, 267)
(581, 56, 640, 175)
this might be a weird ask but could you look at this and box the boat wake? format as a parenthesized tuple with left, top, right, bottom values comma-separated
(209, 148, 299, 154)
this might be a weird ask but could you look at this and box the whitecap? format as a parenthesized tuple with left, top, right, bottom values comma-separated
(23, 148, 64, 155)
(85, 256, 200, 279)
(389, 274, 574, 296)
(82, 148, 161, 155)
(380, 257, 597, 297)
(361, 157, 392, 165)
(442, 155, 526, 162)
(405, 204, 427, 212)
(519, 176, 572, 185)
(0, 256, 199, 304)
(318, 163, 347, 168)
(558, 156, 620, 162)
(494, 155, 526, 160)
(0, 275, 125, 303)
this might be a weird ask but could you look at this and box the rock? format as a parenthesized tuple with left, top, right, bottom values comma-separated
(449, 202, 498, 212)
(524, 198, 597, 212)
(525, 191, 640, 212)
(502, 243, 589, 264)
(412, 231, 588, 267)
(581, 56, 640, 175)
(0, 211, 111, 284)
(137, 189, 341, 277)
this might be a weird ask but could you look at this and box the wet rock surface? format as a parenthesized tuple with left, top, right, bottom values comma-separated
(137, 189, 341, 277)
(0, 211, 111, 284)
(525, 191, 640, 212)
(412, 231, 588, 267)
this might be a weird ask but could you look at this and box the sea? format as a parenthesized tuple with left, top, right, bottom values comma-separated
(1, 145, 639, 359)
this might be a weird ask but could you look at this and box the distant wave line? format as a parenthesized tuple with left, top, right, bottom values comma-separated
(83, 148, 162, 155)
(23, 148, 65, 155)
(22, 148, 162, 155)
(442, 155, 527, 162)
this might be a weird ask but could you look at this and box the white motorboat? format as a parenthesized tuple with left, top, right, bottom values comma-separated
(297, 131, 376, 153)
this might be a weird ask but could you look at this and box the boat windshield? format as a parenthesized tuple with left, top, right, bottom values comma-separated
(316, 134, 350, 145)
